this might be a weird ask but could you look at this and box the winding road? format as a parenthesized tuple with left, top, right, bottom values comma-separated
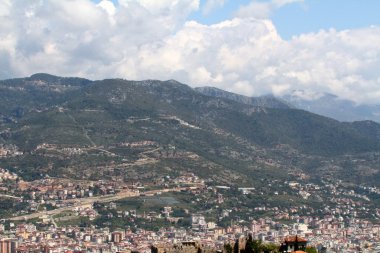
(9, 187, 188, 221)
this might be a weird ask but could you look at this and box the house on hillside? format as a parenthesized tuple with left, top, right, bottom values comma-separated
(279, 236, 308, 253)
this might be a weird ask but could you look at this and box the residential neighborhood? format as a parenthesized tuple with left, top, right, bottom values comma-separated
(0, 169, 380, 252)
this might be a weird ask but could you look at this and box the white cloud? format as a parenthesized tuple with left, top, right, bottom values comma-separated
(231, 80, 256, 95)
(97, 0, 116, 16)
(290, 90, 325, 101)
(118, 0, 199, 30)
(235, 0, 303, 19)
(1, 0, 380, 104)
(284, 71, 312, 84)
(202, 0, 226, 15)
(235, 2, 272, 19)
(0, 0, 11, 17)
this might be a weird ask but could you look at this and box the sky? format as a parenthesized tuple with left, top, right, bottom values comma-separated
(1, 0, 380, 104)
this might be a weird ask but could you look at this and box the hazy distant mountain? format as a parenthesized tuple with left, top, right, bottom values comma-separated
(194, 86, 292, 109)
(281, 90, 380, 123)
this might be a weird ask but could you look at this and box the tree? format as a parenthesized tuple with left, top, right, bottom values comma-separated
(244, 234, 263, 253)
(262, 243, 279, 253)
(305, 247, 318, 253)
(224, 243, 233, 253)
(234, 239, 240, 253)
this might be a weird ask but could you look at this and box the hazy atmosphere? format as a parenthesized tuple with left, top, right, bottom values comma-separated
(1, 0, 380, 104)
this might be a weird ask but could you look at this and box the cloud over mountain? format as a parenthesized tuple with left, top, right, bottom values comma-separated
(1, 0, 380, 104)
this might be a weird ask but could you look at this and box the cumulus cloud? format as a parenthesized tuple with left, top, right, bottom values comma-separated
(202, 0, 226, 15)
(1, 0, 380, 104)
(235, 0, 303, 19)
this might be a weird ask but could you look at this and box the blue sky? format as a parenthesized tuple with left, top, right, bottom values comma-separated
(271, 0, 380, 39)
(192, 0, 380, 39)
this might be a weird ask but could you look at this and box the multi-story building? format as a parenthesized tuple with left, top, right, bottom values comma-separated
(0, 239, 18, 253)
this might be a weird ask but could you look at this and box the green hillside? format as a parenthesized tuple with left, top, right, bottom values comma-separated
(1, 74, 380, 186)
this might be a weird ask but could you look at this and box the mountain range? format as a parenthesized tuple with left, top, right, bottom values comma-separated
(195, 86, 380, 123)
(282, 90, 380, 123)
(1, 73, 380, 187)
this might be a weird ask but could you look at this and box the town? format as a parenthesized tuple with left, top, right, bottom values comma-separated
(1, 211, 380, 252)
(1, 168, 380, 252)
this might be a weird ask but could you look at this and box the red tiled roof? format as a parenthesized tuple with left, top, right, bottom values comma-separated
(284, 236, 308, 243)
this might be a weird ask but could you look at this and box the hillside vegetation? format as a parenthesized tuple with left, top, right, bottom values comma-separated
(1, 74, 380, 186)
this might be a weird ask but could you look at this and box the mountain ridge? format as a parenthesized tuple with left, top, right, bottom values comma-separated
(195, 86, 380, 123)
(1, 74, 380, 187)
(194, 86, 292, 109)
(281, 89, 380, 123)
(1, 74, 379, 155)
